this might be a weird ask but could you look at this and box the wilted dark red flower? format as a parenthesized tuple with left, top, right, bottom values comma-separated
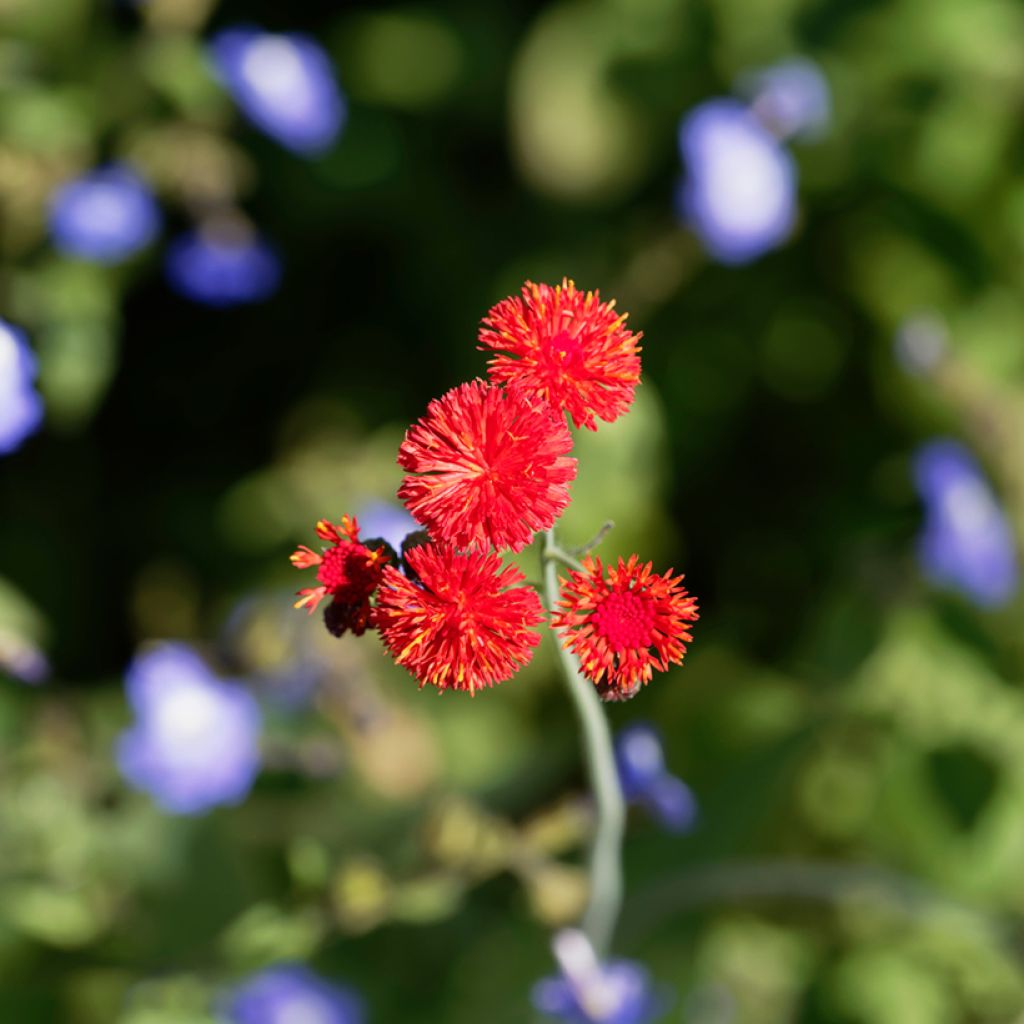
(479, 279, 642, 431)
(552, 555, 698, 696)
(290, 515, 390, 636)
(374, 542, 545, 693)
(397, 379, 577, 553)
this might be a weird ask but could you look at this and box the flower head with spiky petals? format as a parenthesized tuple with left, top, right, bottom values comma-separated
(553, 555, 698, 697)
(374, 542, 545, 693)
(478, 279, 642, 431)
(397, 379, 577, 553)
(290, 515, 391, 636)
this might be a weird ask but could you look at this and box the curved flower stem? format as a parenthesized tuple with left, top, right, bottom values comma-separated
(545, 542, 585, 573)
(542, 528, 626, 957)
(569, 519, 615, 558)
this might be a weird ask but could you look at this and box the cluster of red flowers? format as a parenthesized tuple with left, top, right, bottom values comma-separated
(291, 279, 698, 698)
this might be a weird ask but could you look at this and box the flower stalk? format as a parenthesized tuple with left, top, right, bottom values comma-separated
(543, 528, 626, 957)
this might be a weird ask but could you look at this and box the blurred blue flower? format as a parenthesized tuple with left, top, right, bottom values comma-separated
(0, 628, 50, 685)
(356, 500, 421, 553)
(117, 643, 262, 815)
(48, 165, 160, 264)
(533, 930, 663, 1024)
(913, 440, 1019, 608)
(741, 58, 831, 141)
(165, 226, 281, 307)
(210, 26, 346, 156)
(225, 964, 364, 1024)
(676, 99, 797, 265)
(615, 723, 697, 833)
(0, 319, 44, 456)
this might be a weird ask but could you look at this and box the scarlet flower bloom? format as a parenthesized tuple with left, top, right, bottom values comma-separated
(552, 555, 698, 697)
(397, 379, 577, 553)
(290, 515, 390, 636)
(374, 542, 545, 693)
(478, 279, 643, 431)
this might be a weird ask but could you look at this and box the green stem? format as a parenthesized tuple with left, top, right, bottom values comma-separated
(620, 859, 1020, 953)
(546, 543, 585, 573)
(569, 519, 615, 558)
(542, 528, 626, 957)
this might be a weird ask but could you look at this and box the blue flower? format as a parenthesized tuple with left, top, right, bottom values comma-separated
(913, 440, 1019, 608)
(0, 629, 49, 685)
(355, 500, 421, 554)
(224, 964, 364, 1024)
(533, 930, 664, 1024)
(117, 643, 262, 815)
(48, 165, 160, 264)
(165, 226, 281, 307)
(615, 723, 697, 833)
(676, 98, 797, 265)
(740, 58, 831, 142)
(209, 26, 346, 156)
(0, 319, 44, 456)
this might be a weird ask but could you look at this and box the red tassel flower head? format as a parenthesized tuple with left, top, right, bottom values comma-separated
(290, 515, 391, 637)
(552, 555, 698, 697)
(374, 542, 545, 693)
(398, 379, 577, 553)
(479, 279, 643, 431)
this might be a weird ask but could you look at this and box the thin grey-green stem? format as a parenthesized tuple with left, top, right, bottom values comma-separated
(569, 519, 615, 558)
(543, 527, 626, 957)
(546, 543, 584, 573)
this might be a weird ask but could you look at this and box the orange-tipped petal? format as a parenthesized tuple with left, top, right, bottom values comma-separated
(294, 586, 329, 613)
(289, 545, 322, 569)
(315, 519, 341, 542)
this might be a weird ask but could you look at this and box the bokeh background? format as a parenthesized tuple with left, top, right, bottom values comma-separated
(3, 0, 1024, 1021)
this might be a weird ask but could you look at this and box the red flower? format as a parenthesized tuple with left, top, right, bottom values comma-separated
(397, 379, 577, 553)
(290, 515, 390, 636)
(374, 542, 545, 693)
(552, 555, 698, 696)
(478, 279, 643, 431)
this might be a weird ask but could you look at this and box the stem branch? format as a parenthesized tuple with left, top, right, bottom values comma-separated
(542, 528, 626, 956)
(546, 544, 585, 572)
(569, 520, 615, 557)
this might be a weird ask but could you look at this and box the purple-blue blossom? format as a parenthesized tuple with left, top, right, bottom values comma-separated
(48, 165, 160, 264)
(117, 643, 262, 815)
(615, 723, 697, 833)
(676, 98, 797, 265)
(356, 500, 421, 554)
(741, 58, 831, 141)
(224, 964, 364, 1024)
(533, 930, 663, 1024)
(209, 27, 346, 156)
(913, 440, 1019, 608)
(0, 319, 44, 456)
(165, 226, 281, 307)
(0, 628, 50, 685)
